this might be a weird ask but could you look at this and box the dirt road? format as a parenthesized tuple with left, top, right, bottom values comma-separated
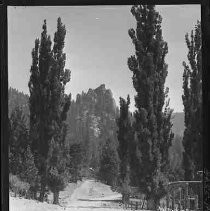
(10, 179, 124, 211)
(62, 179, 122, 209)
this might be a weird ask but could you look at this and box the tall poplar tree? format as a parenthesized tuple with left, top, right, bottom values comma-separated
(117, 96, 133, 202)
(182, 21, 202, 180)
(29, 20, 52, 201)
(28, 18, 71, 202)
(127, 5, 173, 209)
(47, 18, 71, 204)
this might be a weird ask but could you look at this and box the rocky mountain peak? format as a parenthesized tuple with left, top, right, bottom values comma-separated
(95, 84, 106, 94)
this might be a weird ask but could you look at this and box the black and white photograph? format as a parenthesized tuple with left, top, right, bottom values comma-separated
(5, 3, 205, 211)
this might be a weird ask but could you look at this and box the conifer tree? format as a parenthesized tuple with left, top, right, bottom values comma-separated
(9, 106, 39, 199)
(28, 18, 71, 203)
(46, 17, 71, 204)
(83, 117, 93, 174)
(29, 19, 53, 202)
(182, 21, 202, 180)
(9, 106, 29, 175)
(117, 96, 133, 202)
(20, 146, 40, 199)
(8, 87, 29, 121)
(99, 138, 119, 187)
(168, 135, 184, 181)
(68, 143, 83, 182)
(128, 5, 173, 209)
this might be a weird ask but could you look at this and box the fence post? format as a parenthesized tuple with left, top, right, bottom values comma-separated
(172, 190, 175, 210)
(166, 192, 169, 209)
(186, 183, 189, 209)
(195, 195, 198, 209)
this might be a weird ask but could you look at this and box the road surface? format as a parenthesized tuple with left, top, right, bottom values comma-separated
(10, 179, 124, 211)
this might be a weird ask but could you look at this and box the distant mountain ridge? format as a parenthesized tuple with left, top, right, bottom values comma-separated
(8, 86, 185, 137)
(8, 87, 29, 122)
(65, 84, 119, 169)
(8, 86, 185, 174)
(171, 112, 185, 136)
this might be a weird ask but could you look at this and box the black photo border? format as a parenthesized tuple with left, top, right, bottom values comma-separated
(1, 0, 209, 210)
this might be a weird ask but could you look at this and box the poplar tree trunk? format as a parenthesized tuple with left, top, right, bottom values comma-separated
(33, 190, 37, 200)
(147, 196, 159, 210)
(39, 176, 46, 202)
(53, 190, 59, 204)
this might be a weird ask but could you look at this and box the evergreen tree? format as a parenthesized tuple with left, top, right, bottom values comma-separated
(128, 5, 173, 209)
(117, 95, 133, 202)
(182, 21, 202, 180)
(20, 146, 40, 199)
(68, 142, 83, 182)
(99, 138, 119, 188)
(28, 19, 53, 202)
(9, 106, 39, 199)
(28, 18, 71, 203)
(46, 17, 71, 204)
(84, 116, 93, 171)
(9, 106, 29, 175)
(8, 87, 29, 121)
(48, 134, 70, 204)
(168, 135, 184, 181)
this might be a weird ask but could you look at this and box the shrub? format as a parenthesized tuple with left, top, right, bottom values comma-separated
(9, 174, 30, 197)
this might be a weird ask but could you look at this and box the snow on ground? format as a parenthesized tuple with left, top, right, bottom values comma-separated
(9, 179, 129, 211)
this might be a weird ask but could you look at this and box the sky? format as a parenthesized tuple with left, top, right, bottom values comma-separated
(8, 5, 201, 112)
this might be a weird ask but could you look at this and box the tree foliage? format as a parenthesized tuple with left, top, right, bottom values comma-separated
(99, 138, 119, 188)
(20, 146, 40, 199)
(117, 96, 132, 185)
(66, 84, 119, 177)
(127, 5, 173, 208)
(8, 87, 29, 121)
(47, 17, 71, 204)
(117, 95, 133, 202)
(68, 143, 83, 182)
(28, 19, 52, 201)
(9, 106, 39, 198)
(168, 134, 184, 181)
(182, 21, 202, 180)
(9, 106, 29, 175)
(28, 17, 71, 203)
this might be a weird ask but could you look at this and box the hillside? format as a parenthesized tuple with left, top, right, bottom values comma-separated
(8, 85, 119, 173)
(8, 85, 185, 175)
(8, 85, 185, 188)
(66, 84, 119, 171)
(171, 112, 185, 136)
(8, 87, 29, 118)
(8, 86, 184, 137)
